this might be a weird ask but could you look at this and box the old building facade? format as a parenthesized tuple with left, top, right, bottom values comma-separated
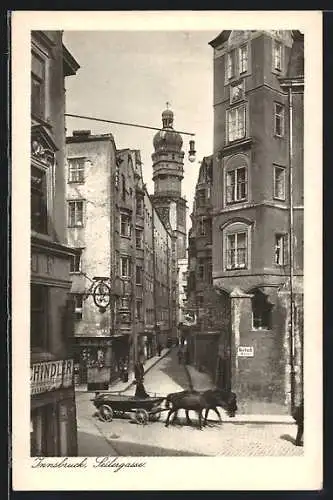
(186, 30, 304, 414)
(65, 132, 175, 386)
(30, 31, 80, 456)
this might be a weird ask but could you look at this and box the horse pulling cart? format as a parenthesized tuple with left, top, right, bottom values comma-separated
(91, 391, 166, 425)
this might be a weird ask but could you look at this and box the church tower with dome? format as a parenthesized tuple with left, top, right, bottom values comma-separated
(151, 106, 187, 260)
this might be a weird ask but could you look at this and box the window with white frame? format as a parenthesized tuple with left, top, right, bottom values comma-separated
(239, 45, 248, 73)
(230, 81, 244, 104)
(120, 256, 131, 278)
(274, 234, 287, 266)
(227, 50, 236, 79)
(273, 165, 286, 200)
(68, 200, 84, 228)
(70, 253, 81, 273)
(226, 232, 247, 270)
(68, 158, 85, 183)
(31, 51, 46, 119)
(274, 103, 285, 137)
(227, 105, 246, 142)
(135, 228, 143, 248)
(73, 294, 83, 321)
(273, 40, 282, 71)
(120, 213, 131, 237)
(226, 166, 247, 204)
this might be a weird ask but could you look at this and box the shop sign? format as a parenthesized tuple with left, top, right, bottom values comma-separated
(237, 346, 254, 357)
(74, 338, 112, 347)
(31, 359, 74, 395)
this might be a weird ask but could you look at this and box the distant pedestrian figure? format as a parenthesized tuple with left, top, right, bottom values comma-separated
(134, 360, 144, 383)
(157, 343, 162, 356)
(293, 398, 304, 446)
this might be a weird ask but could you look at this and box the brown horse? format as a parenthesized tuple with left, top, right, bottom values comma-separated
(165, 389, 238, 429)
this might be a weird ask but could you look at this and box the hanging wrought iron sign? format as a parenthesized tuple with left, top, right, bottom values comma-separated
(92, 278, 111, 313)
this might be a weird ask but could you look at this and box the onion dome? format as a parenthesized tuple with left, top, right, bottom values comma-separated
(153, 108, 183, 152)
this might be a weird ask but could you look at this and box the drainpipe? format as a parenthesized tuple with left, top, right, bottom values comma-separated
(288, 86, 295, 413)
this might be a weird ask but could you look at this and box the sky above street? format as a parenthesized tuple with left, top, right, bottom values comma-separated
(63, 30, 216, 232)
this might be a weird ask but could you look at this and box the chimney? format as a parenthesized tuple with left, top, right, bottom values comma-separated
(72, 130, 91, 137)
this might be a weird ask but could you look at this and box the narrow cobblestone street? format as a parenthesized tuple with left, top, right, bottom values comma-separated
(76, 348, 303, 457)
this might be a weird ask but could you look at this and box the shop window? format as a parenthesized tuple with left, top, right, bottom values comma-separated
(274, 103, 285, 137)
(31, 165, 48, 234)
(31, 51, 46, 119)
(227, 105, 246, 142)
(226, 166, 247, 203)
(31, 284, 48, 350)
(273, 165, 286, 200)
(68, 200, 84, 228)
(120, 213, 131, 237)
(252, 289, 272, 330)
(68, 158, 85, 183)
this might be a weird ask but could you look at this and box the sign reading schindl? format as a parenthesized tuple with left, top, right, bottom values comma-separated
(237, 346, 254, 357)
(31, 359, 74, 395)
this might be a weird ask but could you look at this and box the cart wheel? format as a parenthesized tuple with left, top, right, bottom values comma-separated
(99, 404, 113, 422)
(135, 408, 149, 425)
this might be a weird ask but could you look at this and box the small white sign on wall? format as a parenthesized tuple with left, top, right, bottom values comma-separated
(237, 346, 254, 357)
